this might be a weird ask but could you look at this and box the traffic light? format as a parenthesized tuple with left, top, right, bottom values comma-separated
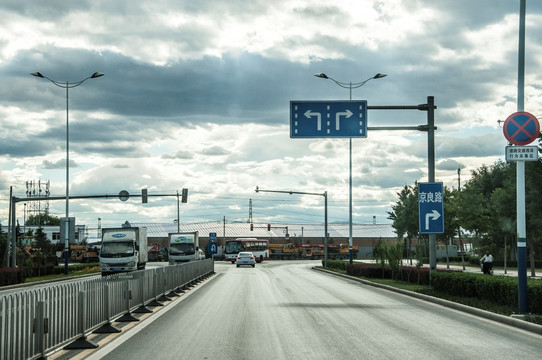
(181, 188, 188, 203)
(142, 188, 148, 203)
(250, 224, 253, 231)
(267, 224, 271, 231)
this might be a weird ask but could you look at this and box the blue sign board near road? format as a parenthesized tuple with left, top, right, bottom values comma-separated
(208, 241, 218, 255)
(418, 182, 444, 234)
(209, 232, 217, 241)
(290, 100, 367, 138)
(503, 111, 540, 146)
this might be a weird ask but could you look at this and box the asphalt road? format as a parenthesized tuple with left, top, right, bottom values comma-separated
(81, 260, 541, 360)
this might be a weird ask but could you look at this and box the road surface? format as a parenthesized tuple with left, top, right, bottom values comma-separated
(81, 260, 541, 360)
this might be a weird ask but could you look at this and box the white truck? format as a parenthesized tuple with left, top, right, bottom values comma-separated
(168, 231, 200, 264)
(99, 227, 148, 276)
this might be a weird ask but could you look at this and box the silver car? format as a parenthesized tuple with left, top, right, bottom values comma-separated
(236, 252, 256, 267)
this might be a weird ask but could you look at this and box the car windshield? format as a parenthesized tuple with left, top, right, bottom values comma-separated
(100, 241, 134, 257)
(170, 243, 195, 255)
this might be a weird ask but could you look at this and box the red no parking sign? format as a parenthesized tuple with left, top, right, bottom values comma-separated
(503, 111, 540, 145)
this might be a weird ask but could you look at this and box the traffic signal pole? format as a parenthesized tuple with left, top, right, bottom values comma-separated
(255, 187, 329, 267)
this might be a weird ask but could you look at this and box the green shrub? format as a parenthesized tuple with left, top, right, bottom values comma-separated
(527, 279, 542, 314)
(431, 272, 542, 314)
(324, 259, 347, 271)
(0, 267, 26, 286)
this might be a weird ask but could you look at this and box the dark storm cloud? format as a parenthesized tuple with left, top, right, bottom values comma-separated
(0, 138, 54, 157)
(437, 159, 463, 172)
(9, 47, 317, 121)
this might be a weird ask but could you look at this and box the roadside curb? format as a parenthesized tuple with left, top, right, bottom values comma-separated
(313, 266, 542, 335)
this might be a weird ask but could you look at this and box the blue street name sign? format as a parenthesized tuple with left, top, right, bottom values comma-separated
(418, 182, 444, 234)
(290, 100, 368, 138)
(209, 232, 217, 241)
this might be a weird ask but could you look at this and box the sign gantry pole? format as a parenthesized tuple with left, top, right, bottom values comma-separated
(291, 96, 438, 269)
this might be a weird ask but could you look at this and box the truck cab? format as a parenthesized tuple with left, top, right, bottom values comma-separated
(99, 227, 147, 276)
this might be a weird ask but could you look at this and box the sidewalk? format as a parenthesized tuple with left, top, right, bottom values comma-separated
(435, 261, 541, 279)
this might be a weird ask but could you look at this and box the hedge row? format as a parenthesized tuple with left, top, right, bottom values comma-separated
(431, 271, 542, 314)
(0, 263, 98, 287)
(324, 260, 542, 314)
(0, 268, 26, 286)
(324, 260, 459, 286)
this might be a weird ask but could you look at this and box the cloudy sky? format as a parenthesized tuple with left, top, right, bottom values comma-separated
(1, 0, 541, 231)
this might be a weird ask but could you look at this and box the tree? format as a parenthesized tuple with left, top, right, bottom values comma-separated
(34, 228, 52, 255)
(387, 185, 418, 262)
(373, 239, 386, 278)
(458, 159, 542, 263)
(0, 224, 7, 267)
(25, 214, 61, 226)
(387, 159, 542, 264)
(386, 240, 403, 280)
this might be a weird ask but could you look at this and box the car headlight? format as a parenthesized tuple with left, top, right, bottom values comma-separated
(127, 261, 135, 267)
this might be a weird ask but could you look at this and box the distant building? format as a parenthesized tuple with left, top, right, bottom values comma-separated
(132, 222, 399, 258)
(18, 225, 86, 245)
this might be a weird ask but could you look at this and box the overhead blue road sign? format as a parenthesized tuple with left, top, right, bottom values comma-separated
(290, 100, 367, 138)
(418, 182, 444, 234)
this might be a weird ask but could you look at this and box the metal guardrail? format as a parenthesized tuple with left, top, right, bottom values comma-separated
(0, 259, 214, 360)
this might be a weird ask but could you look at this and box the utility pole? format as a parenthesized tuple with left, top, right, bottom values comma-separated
(248, 199, 253, 223)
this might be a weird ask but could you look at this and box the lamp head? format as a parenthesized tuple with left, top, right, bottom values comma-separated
(91, 72, 105, 78)
(314, 73, 329, 79)
(31, 72, 44, 78)
(373, 73, 387, 79)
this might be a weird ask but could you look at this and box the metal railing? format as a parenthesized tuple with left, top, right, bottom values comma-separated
(0, 260, 214, 360)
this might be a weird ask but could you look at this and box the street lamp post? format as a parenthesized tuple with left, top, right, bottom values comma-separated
(315, 72, 386, 264)
(31, 71, 104, 275)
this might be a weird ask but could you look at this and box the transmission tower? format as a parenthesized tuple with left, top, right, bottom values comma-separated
(25, 180, 50, 226)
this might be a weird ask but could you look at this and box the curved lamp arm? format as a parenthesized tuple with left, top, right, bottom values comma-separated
(31, 71, 104, 88)
(315, 72, 386, 89)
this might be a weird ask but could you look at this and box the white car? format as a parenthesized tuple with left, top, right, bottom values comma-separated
(236, 252, 256, 267)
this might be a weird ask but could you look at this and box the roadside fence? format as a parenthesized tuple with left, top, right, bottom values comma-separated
(0, 259, 214, 360)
